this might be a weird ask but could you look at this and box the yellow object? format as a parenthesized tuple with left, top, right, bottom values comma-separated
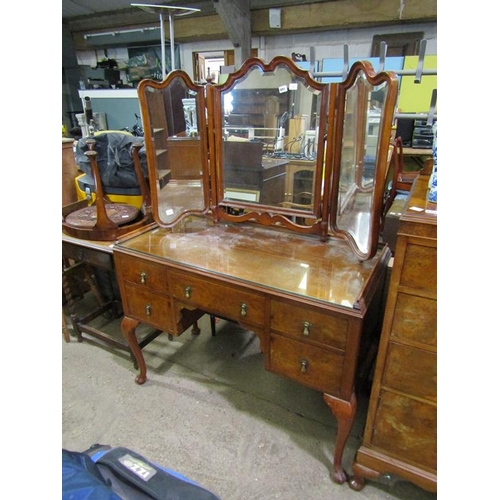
(398, 55, 437, 113)
(73, 130, 144, 210)
(74, 173, 144, 210)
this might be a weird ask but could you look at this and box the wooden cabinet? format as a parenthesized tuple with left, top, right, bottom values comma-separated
(144, 89, 170, 174)
(167, 138, 203, 180)
(227, 88, 288, 128)
(114, 219, 391, 485)
(350, 174, 437, 492)
(283, 159, 316, 205)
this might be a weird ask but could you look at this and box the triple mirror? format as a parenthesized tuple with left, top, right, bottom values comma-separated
(137, 57, 398, 260)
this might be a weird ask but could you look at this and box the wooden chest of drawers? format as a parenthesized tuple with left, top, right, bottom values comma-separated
(114, 219, 391, 485)
(351, 174, 437, 492)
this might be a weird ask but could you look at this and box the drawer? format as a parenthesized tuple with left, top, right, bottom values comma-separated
(170, 272, 265, 327)
(123, 283, 172, 331)
(270, 299, 347, 351)
(382, 343, 436, 402)
(63, 242, 114, 271)
(371, 390, 436, 472)
(392, 293, 437, 347)
(269, 334, 344, 394)
(399, 244, 437, 293)
(117, 253, 168, 292)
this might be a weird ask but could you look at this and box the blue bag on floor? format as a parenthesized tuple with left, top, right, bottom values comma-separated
(62, 444, 221, 500)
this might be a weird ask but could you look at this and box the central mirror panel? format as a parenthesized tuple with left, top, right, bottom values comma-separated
(211, 57, 329, 232)
(137, 71, 210, 226)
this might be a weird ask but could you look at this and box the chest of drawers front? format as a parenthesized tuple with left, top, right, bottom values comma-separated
(117, 253, 173, 332)
(115, 249, 370, 401)
(351, 175, 437, 493)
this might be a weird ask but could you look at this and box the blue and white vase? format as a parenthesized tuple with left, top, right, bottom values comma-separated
(427, 122, 437, 203)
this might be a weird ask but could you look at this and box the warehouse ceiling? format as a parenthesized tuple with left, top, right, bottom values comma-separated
(62, 0, 331, 19)
(63, 0, 437, 50)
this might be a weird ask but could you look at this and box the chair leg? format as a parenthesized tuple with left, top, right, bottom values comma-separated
(62, 308, 71, 342)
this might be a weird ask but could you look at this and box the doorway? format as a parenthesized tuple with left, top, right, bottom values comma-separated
(371, 32, 424, 57)
(193, 49, 259, 83)
(193, 51, 225, 83)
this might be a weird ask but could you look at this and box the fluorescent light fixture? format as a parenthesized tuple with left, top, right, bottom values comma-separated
(84, 27, 159, 39)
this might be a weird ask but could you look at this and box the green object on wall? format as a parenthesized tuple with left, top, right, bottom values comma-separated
(398, 55, 437, 113)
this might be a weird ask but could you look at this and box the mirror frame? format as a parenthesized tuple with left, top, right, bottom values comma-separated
(137, 70, 211, 227)
(327, 60, 399, 260)
(207, 56, 330, 237)
(137, 58, 398, 260)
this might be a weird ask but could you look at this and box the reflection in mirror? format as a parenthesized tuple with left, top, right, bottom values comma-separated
(215, 57, 327, 227)
(331, 61, 397, 260)
(138, 72, 209, 226)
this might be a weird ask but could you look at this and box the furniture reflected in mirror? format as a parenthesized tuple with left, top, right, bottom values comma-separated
(137, 71, 210, 226)
(62, 133, 153, 241)
(212, 57, 328, 234)
(222, 140, 289, 206)
(393, 136, 431, 191)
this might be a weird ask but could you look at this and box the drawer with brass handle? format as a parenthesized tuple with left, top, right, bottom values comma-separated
(123, 283, 172, 331)
(170, 271, 265, 327)
(116, 253, 168, 292)
(270, 299, 348, 351)
(269, 333, 344, 395)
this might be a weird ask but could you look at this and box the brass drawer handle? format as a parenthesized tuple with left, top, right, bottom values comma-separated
(240, 303, 247, 317)
(145, 304, 152, 316)
(140, 271, 147, 284)
(302, 321, 311, 336)
(185, 286, 191, 299)
(300, 359, 309, 373)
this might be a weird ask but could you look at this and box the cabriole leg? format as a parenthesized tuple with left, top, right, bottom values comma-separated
(121, 316, 147, 385)
(323, 392, 357, 484)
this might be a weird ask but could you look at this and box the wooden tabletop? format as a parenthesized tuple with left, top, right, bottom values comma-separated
(116, 218, 387, 309)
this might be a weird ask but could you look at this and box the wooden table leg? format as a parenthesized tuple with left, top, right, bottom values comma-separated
(192, 320, 200, 335)
(323, 392, 357, 484)
(121, 316, 147, 385)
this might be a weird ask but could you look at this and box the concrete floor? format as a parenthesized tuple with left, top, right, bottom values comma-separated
(62, 294, 437, 500)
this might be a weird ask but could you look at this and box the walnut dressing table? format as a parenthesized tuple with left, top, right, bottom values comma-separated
(115, 218, 390, 483)
(113, 57, 399, 486)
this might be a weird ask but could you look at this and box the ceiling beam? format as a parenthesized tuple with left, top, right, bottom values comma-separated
(213, 0, 252, 66)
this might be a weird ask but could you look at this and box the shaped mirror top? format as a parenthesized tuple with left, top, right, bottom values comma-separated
(329, 61, 398, 260)
(137, 58, 398, 259)
(137, 71, 210, 226)
(211, 57, 329, 231)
